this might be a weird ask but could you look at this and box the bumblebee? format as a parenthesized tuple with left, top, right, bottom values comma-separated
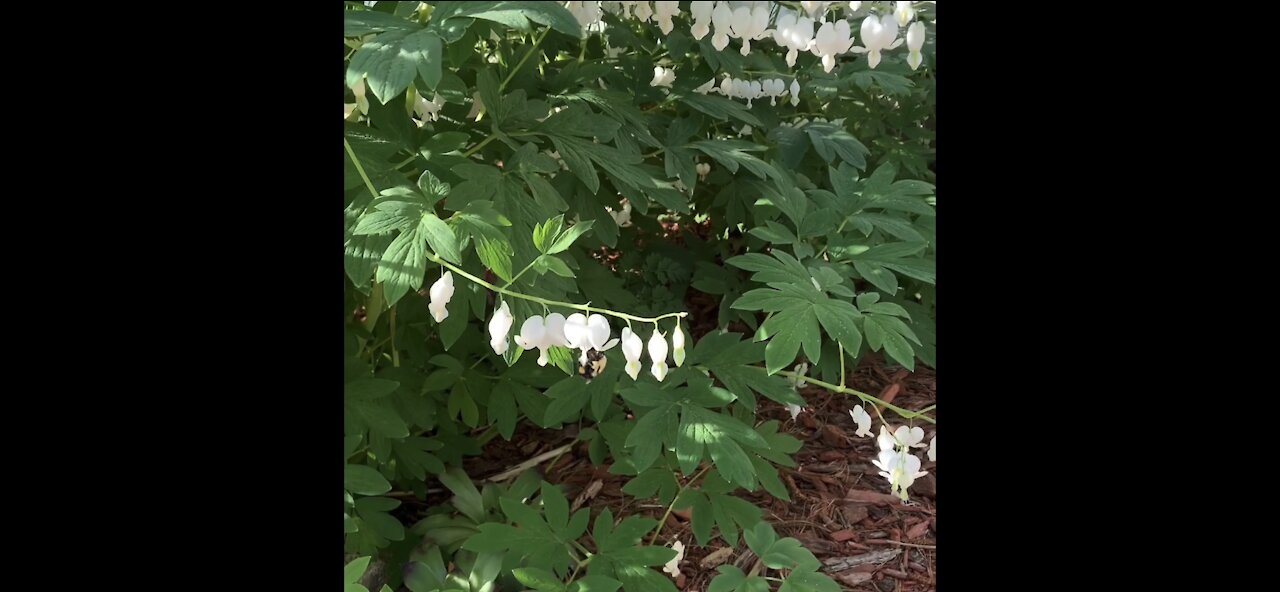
(577, 348, 608, 381)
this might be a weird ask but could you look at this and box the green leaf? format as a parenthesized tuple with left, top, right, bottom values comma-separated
(548, 219, 595, 254)
(676, 93, 762, 128)
(350, 398, 410, 438)
(778, 570, 841, 592)
(707, 565, 769, 592)
(376, 223, 428, 307)
(689, 140, 776, 180)
(543, 378, 591, 425)
(345, 378, 400, 401)
(863, 316, 916, 370)
(345, 556, 371, 585)
(535, 255, 576, 278)
(804, 122, 869, 169)
(571, 576, 623, 592)
(513, 567, 567, 592)
(418, 214, 461, 264)
(345, 12, 419, 36)
(344, 464, 392, 496)
(437, 467, 486, 523)
(436, 1, 584, 38)
(347, 29, 444, 103)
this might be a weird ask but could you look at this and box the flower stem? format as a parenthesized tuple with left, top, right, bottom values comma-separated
(462, 135, 495, 158)
(427, 253, 687, 325)
(647, 464, 712, 546)
(501, 27, 551, 93)
(344, 137, 380, 199)
(777, 370, 935, 424)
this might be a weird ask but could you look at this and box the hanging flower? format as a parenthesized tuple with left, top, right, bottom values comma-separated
(662, 540, 685, 578)
(412, 93, 446, 127)
(488, 301, 514, 355)
(564, 313, 620, 363)
(849, 405, 872, 437)
(427, 271, 455, 322)
(894, 1, 915, 26)
(693, 78, 715, 94)
(696, 162, 711, 180)
(812, 19, 854, 73)
(800, 1, 829, 19)
(906, 21, 925, 70)
(634, 0, 654, 22)
(729, 3, 771, 56)
(671, 324, 686, 367)
(690, 0, 713, 40)
(773, 10, 816, 67)
(349, 78, 370, 118)
(650, 66, 676, 88)
(873, 448, 928, 501)
(653, 1, 680, 35)
(648, 330, 669, 381)
(710, 2, 734, 51)
(927, 435, 936, 462)
(514, 313, 570, 366)
(621, 327, 644, 380)
(852, 14, 903, 69)
(789, 79, 802, 106)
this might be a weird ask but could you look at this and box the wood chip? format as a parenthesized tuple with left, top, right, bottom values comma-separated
(845, 489, 902, 506)
(829, 529, 857, 542)
(906, 520, 931, 540)
(821, 549, 901, 572)
(570, 479, 602, 512)
(699, 547, 734, 569)
(836, 572, 873, 586)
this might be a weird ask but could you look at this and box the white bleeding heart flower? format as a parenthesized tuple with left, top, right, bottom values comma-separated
(786, 404, 803, 420)
(894, 1, 914, 26)
(790, 79, 802, 106)
(648, 330, 669, 381)
(412, 93, 446, 127)
(428, 271, 454, 322)
(344, 103, 356, 120)
(800, 1, 828, 19)
(608, 199, 632, 227)
(565, 1, 603, 31)
(927, 435, 935, 462)
(650, 66, 676, 88)
(634, 0, 653, 22)
(812, 19, 854, 73)
(514, 313, 569, 366)
(853, 14, 903, 69)
(695, 162, 710, 180)
(488, 301, 514, 355)
(690, 0, 713, 39)
(672, 324, 686, 367)
(653, 1, 680, 34)
(873, 448, 928, 501)
(710, 1, 734, 51)
(717, 75, 734, 96)
(563, 313, 593, 352)
(729, 4, 771, 56)
(773, 10, 815, 67)
(848, 1, 861, 11)
(693, 78, 715, 94)
(663, 540, 684, 578)
(895, 425, 927, 448)
(621, 327, 644, 380)
(906, 21, 925, 70)
(350, 78, 370, 117)
(850, 405, 872, 437)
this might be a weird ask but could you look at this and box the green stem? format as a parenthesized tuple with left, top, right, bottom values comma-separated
(344, 137, 380, 199)
(647, 464, 712, 546)
(501, 27, 551, 93)
(462, 135, 495, 158)
(503, 259, 540, 288)
(389, 305, 400, 368)
(427, 253, 687, 325)
(777, 370, 935, 424)
(838, 344, 846, 390)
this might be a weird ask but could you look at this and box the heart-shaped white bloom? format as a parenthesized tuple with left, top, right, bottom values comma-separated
(650, 66, 676, 88)
(621, 327, 644, 379)
(849, 405, 872, 437)
(710, 2, 733, 51)
(514, 313, 569, 366)
(800, 1, 828, 19)
(813, 19, 854, 72)
(662, 539, 684, 577)
(488, 301, 514, 355)
(653, 1, 680, 35)
(671, 324, 686, 367)
(428, 271, 454, 322)
(927, 435, 935, 462)
(906, 21, 925, 70)
(648, 330, 669, 381)
(894, 1, 914, 27)
(412, 93, 445, 127)
(790, 79, 802, 106)
(690, 0, 713, 39)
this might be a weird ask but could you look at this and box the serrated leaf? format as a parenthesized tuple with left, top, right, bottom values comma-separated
(347, 29, 444, 103)
(513, 567, 567, 592)
(548, 219, 594, 254)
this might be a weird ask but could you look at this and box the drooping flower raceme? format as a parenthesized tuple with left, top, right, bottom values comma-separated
(812, 19, 855, 73)
(873, 424, 929, 501)
(621, 327, 644, 380)
(650, 66, 676, 88)
(850, 405, 872, 437)
(514, 313, 570, 366)
(648, 330, 669, 381)
(488, 301, 514, 355)
(428, 271, 454, 322)
(906, 21, 925, 70)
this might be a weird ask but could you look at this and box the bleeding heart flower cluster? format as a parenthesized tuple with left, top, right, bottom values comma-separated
(695, 75, 800, 108)
(848, 404, 935, 502)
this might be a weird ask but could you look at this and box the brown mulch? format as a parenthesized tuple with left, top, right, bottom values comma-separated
(404, 352, 935, 591)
